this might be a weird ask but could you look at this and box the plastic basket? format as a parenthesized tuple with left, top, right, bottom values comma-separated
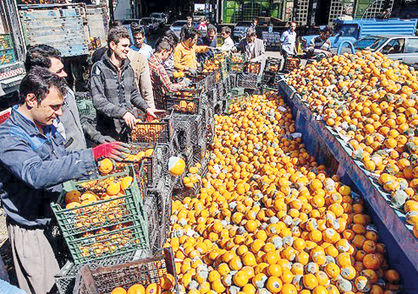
(130, 112, 174, 145)
(265, 57, 281, 73)
(146, 179, 173, 253)
(51, 165, 146, 236)
(73, 248, 178, 294)
(236, 73, 258, 89)
(245, 62, 261, 74)
(284, 57, 301, 72)
(51, 166, 150, 265)
(229, 62, 244, 73)
(55, 253, 143, 294)
(66, 222, 149, 265)
(166, 96, 201, 115)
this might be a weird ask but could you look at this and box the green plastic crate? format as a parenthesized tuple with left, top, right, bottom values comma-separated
(51, 165, 150, 264)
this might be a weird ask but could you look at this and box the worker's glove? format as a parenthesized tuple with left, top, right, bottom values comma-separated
(97, 135, 116, 144)
(92, 142, 129, 161)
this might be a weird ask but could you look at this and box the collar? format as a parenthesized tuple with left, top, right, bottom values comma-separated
(151, 54, 163, 64)
(10, 105, 52, 137)
(102, 49, 130, 72)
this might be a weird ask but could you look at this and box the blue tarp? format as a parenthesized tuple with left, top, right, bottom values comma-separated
(276, 78, 418, 293)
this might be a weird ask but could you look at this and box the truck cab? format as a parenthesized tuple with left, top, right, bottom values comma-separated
(302, 19, 418, 50)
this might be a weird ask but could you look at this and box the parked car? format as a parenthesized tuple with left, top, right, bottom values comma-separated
(150, 12, 167, 25)
(121, 19, 149, 35)
(302, 18, 417, 50)
(354, 35, 418, 68)
(140, 17, 160, 33)
(170, 20, 188, 38)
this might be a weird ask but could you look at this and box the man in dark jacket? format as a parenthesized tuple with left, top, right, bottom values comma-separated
(0, 67, 126, 294)
(25, 44, 87, 151)
(90, 26, 162, 141)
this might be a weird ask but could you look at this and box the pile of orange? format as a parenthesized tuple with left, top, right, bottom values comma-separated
(163, 92, 402, 293)
(287, 51, 417, 235)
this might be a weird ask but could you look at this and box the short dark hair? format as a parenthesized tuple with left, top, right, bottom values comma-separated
(221, 26, 231, 35)
(183, 28, 199, 41)
(19, 66, 67, 104)
(156, 40, 172, 53)
(133, 27, 145, 36)
(107, 26, 130, 46)
(24, 44, 62, 71)
(109, 20, 123, 29)
(186, 16, 193, 20)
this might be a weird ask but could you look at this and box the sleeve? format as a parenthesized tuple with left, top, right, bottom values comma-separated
(195, 45, 208, 53)
(280, 31, 286, 43)
(0, 135, 96, 190)
(130, 76, 149, 112)
(157, 64, 183, 93)
(139, 63, 156, 109)
(90, 64, 128, 119)
(251, 40, 266, 62)
(173, 47, 187, 71)
(80, 111, 104, 145)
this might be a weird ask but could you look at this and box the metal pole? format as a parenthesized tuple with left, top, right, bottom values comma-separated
(108, 0, 114, 21)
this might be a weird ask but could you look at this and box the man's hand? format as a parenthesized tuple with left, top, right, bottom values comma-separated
(146, 108, 165, 119)
(123, 112, 137, 129)
(92, 141, 129, 161)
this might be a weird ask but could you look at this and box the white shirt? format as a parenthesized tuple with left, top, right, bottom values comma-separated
(136, 43, 153, 60)
(280, 29, 297, 55)
(220, 37, 235, 52)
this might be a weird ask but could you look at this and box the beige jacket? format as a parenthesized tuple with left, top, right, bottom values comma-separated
(127, 49, 155, 108)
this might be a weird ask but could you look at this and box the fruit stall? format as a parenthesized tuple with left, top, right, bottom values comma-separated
(48, 50, 417, 294)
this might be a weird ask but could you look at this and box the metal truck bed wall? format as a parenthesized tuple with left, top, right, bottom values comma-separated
(18, 4, 89, 57)
(336, 18, 418, 38)
(275, 76, 418, 294)
(85, 5, 108, 48)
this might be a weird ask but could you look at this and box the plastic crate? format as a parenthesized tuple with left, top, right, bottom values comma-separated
(51, 165, 146, 236)
(146, 179, 173, 253)
(51, 167, 150, 265)
(172, 114, 194, 153)
(166, 96, 201, 115)
(245, 62, 261, 75)
(216, 81, 225, 101)
(55, 252, 144, 294)
(73, 248, 178, 294)
(130, 112, 174, 145)
(284, 57, 301, 72)
(66, 222, 149, 265)
(236, 73, 258, 89)
(192, 139, 207, 166)
(265, 57, 281, 73)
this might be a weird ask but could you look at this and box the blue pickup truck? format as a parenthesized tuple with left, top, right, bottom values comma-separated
(302, 18, 418, 50)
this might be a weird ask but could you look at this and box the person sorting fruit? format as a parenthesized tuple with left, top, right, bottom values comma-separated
(238, 27, 266, 63)
(149, 40, 187, 109)
(90, 26, 163, 141)
(0, 67, 128, 294)
(173, 28, 209, 75)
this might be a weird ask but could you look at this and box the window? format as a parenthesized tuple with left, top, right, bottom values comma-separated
(405, 38, 418, 53)
(354, 37, 387, 51)
(381, 39, 405, 54)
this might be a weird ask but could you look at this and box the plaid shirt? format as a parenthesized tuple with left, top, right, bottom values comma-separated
(148, 54, 182, 109)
